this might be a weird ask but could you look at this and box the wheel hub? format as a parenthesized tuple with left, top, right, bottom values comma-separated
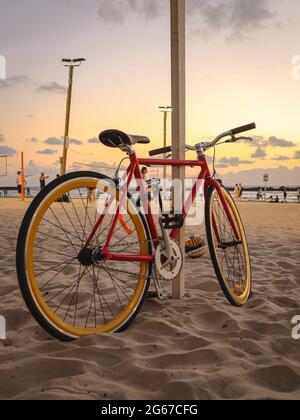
(77, 248, 94, 267)
(78, 248, 108, 266)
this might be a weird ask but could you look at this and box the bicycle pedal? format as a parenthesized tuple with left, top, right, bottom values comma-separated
(146, 291, 159, 300)
(160, 214, 184, 230)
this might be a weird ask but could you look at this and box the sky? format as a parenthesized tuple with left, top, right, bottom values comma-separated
(0, 0, 300, 186)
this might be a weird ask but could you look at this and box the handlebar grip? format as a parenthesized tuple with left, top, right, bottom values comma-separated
(231, 123, 256, 136)
(149, 146, 172, 157)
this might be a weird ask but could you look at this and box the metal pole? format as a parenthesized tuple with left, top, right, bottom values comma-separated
(171, 0, 186, 299)
(159, 106, 172, 182)
(163, 110, 168, 182)
(61, 66, 74, 176)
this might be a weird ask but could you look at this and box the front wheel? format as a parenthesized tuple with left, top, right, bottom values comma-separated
(205, 186, 252, 307)
(16, 171, 152, 341)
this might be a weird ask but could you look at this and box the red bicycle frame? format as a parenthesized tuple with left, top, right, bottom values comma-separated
(85, 151, 241, 263)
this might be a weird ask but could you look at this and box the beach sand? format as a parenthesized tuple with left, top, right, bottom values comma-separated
(0, 198, 300, 400)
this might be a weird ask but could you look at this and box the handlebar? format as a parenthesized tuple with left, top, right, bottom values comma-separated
(149, 146, 172, 157)
(149, 145, 196, 157)
(149, 123, 256, 157)
(199, 122, 256, 152)
(230, 123, 256, 136)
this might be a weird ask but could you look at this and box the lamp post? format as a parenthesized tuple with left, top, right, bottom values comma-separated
(60, 58, 86, 176)
(159, 106, 172, 181)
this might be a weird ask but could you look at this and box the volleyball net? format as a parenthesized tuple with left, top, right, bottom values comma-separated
(0, 155, 7, 177)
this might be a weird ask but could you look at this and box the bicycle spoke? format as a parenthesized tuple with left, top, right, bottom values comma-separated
(34, 245, 75, 259)
(41, 217, 81, 243)
(40, 258, 78, 289)
(85, 268, 116, 320)
(37, 230, 81, 248)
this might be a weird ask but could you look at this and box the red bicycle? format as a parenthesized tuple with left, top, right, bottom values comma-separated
(17, 123, 256, 341)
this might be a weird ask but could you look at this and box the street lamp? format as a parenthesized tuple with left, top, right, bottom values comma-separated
(159, 106, 172, 181)
(60, 58, 86, 176)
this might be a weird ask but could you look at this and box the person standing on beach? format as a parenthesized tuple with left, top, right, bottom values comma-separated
(16, 171, 22, 200)
(233, 184, 240, 200)
(16, 171, 30, 199)
(239, 183, 243, 200)
(137, 167, 152, 208)
(39, 173, 49, 190)
(26, 184, 31, 198)
(283, 187, 288, 203)
(257, 188, 263, 201)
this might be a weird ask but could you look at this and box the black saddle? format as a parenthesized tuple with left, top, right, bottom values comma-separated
(99, 130, 150, 149)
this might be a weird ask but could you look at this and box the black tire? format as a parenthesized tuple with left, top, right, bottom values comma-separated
(205, 185, 252, 307)
(16, 171, 152, 341)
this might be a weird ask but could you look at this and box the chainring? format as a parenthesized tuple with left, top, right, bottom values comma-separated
(155, 239, 183, 281)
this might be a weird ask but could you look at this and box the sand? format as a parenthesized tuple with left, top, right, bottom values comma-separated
(0, 198, 300, 400)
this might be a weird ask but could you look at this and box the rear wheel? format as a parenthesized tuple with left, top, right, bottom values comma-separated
(16, 172, 152, 341)
(205, 186, 251, 307)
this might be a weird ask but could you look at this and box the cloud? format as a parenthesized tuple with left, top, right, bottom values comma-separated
(44, 137, 83, 146)
(244, 135, 296, 158)
(190, 0, 276, 40)
(217, 156, 253, 168)
(223, 166, 300, 187)
(27, 137, 39, 144)
(0, 146, 17, 155)
(69, 138, 83, 146)
(25, 114, 35, 119)
(37, 82, 66, 95)
(44, 137, 63, 146)
(98, 0, 161, 22)
(227, 0, 275, 39)
(272, 155, 290, 161)
(88, 137, 99, 144)
(36, 149, 58, 155)
(0, 134, 4, 143)
(269, 136, 296, 148)
(0, 74, 29, 89)
(294, 151, 300, 159)
(251, 147, 267, 158)
(98, 0, 277, 40)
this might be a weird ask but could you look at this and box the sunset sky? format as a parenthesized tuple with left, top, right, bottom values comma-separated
(0, 0, 300, 186)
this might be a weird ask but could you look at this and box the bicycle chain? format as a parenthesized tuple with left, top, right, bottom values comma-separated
(108, 239, 154, 250)
(97, 264, 161, 283)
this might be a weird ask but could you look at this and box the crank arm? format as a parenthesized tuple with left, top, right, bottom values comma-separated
(158, 217, 173, 260)
(153, 267, 165, 300)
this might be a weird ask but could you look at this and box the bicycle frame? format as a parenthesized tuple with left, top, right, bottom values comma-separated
(85, 151, 241, 263)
